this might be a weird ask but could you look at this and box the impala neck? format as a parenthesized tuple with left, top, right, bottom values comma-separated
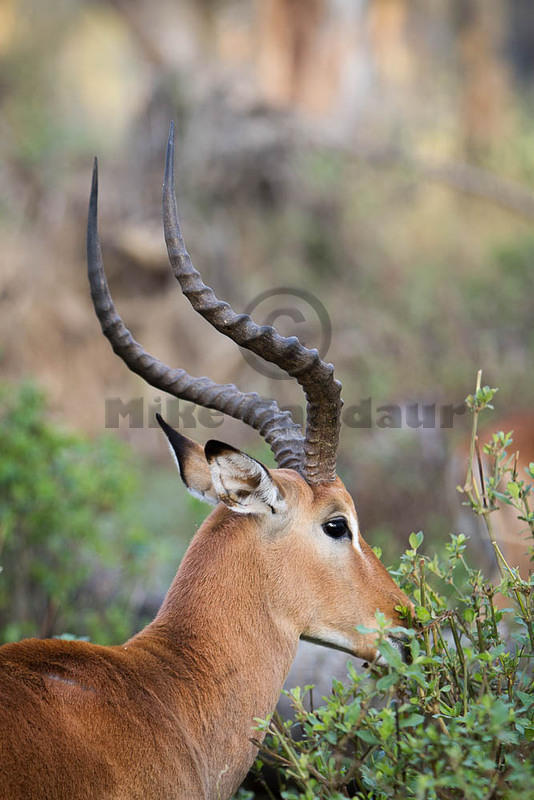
(133, 505, 300, 798)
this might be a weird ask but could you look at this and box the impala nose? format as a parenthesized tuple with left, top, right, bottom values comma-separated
(389, 634, 412, 665)
(363, 634, 412, 669)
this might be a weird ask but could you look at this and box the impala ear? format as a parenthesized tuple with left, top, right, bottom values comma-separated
(156, 415, 285, 514)
(205, 440, 286, 515)
(156, 414, 218, 505)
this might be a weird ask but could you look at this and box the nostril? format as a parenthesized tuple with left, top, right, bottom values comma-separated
(400, 638, 412, 665)
(389, 635, 412, 665)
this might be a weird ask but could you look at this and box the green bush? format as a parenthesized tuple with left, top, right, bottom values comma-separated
(249, 380, 534, 800)
(0, 381, 150, 644)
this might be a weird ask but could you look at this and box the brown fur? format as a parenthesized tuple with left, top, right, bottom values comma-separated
(0, 467, 411, 800)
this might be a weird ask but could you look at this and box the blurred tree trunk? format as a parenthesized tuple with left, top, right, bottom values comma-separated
(256, 0, 326, 110)
(107, 0, 167, 67)
(453, 0, 512, 161)
(366, 0, 413, 88)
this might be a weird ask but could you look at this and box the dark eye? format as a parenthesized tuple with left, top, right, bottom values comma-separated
(322, 517, 352, 540)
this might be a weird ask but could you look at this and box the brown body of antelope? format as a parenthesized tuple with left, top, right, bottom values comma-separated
(0, 125, 412, 800)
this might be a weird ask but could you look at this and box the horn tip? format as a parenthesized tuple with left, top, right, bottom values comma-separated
(90, 158, 98, 198)
(88, 158, 99, 244)
(164, 121, 176, 188)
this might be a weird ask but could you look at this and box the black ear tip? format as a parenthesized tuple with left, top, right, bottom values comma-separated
(156, 414, 194, 476)
(156, 413, 186, 449)
(156, 412, 170, 432)
(204, 439, 239, 462)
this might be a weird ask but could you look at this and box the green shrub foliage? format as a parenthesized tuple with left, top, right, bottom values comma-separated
(0, 382, 149, 644)
(251, 378, 534, 799)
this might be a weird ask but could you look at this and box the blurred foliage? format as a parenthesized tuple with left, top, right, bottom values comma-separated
(1, 0, 534, 558)
(467, 235, 534, 354)
(0, 381, 204, 644)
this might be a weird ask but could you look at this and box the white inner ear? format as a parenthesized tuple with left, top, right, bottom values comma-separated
(209, 452, 285, 515)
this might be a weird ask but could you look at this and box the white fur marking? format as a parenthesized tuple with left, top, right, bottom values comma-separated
(164, 438, 182, 476)
(349, 512, 362, 553)
(308, 629, 355, 653)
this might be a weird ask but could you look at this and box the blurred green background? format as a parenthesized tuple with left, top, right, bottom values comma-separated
(1, 0, 534, 643)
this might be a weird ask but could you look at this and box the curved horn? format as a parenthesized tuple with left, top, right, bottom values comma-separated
(87, 158, 304, 470)
(163, 122, 342, 483)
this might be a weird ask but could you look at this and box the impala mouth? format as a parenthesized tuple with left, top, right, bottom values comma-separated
(300, 632, 412, 666)
(300, 633, 361, 659)
(362, 635, 412, 669)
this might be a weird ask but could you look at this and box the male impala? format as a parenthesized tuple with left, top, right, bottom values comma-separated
(0, 124, 412, 800)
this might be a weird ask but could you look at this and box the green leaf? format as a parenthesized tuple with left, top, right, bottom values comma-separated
(415, 606, 431, 623)
(507, 481, 521, 500)
(378, 640, 404, 671)
(376, 672, 398, 691)
(399, 713, 425, 728)
(409, 531, 424, 550)
(516, 690, 534, 710)
(355, 729, 379, 745)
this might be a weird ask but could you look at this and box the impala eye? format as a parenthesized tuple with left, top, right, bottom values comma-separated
(322, 517, 352, 540)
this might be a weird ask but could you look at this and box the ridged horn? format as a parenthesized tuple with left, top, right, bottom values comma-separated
(162, 122, 342, 482)
(87, 157, 304, 470)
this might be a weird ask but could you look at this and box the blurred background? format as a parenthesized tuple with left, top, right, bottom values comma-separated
(1, 0, 534, 645)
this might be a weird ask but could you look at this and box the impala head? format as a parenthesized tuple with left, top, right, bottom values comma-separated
(87, 123, 412, 663)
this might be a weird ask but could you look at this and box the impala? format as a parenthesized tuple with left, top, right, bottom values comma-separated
(0, 124, 412, 800)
